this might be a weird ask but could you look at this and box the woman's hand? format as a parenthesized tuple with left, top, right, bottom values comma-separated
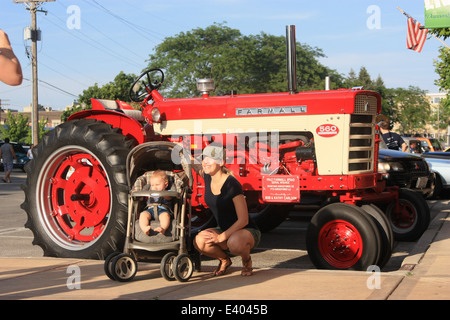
(202, 229, 225, 244)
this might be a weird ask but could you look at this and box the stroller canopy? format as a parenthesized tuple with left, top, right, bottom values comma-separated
(126, 141, 193, 190)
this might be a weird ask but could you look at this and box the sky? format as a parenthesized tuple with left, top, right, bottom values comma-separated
(0, 0, 447, 111)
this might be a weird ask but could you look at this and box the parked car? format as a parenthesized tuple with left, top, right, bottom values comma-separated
(398, 139, 450, 198)
(402, 137, 424, 154)
(0, 141, 30, 172)
(416, 137, 444, 152)
(420, 151, 450, 198)
(378, 141, 435, 198)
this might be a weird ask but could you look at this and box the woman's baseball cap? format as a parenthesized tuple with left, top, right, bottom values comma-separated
(202, 144, 224, 162)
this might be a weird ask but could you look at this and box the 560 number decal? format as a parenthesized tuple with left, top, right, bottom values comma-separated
(316, 124, 339, 137)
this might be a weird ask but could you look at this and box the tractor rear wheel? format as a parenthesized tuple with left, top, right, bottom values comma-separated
(21, 119, 132, 259)
(306, 203, 381, 270)
(249, 204, 291, 233)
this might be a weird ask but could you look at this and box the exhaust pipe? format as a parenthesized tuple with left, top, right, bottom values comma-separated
(325, 76, 330, 90)
(286, 25, 297, 94)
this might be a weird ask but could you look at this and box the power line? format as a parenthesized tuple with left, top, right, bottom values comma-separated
(55, 0, 147, 62)
(0, 85, 31, 95)
(23, 77, 78, 98)
(122, 0, 182, 29)
(86, 0, 165, 43)
(40, 52, 99, 83)
(39, 61, 91, 88)
(43, 13, 144, 69)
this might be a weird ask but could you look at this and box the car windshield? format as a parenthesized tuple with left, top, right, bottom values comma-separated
(430, 139, 443, 151)
(408, 140, 422, 153)
(419, 141, 431, 152)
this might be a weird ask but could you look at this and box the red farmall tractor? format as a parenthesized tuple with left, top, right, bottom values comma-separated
(22, 27, 429, 270)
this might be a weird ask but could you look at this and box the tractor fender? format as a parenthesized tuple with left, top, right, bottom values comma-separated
(68, 109, 146, 144)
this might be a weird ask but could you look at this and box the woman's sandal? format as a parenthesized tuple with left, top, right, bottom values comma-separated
(213, 257, 232, 276)
(241, 257, 253, 276)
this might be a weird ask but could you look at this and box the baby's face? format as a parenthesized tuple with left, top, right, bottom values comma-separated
(150, 176, 167, 191)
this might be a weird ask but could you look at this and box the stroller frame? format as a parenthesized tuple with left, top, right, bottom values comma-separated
(104, 142, 197, 282)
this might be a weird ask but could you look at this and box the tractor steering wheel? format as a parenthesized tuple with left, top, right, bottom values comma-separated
(129, 68, 165, 102)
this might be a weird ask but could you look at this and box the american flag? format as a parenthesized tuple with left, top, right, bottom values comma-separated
(407, 17, 428, 53)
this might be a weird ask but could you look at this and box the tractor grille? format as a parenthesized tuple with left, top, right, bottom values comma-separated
(348, 103, 376, 174)
(354, 95, 378, 114)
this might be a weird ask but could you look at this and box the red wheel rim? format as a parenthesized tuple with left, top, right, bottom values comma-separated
(37, 146, 111, 250)
(390, 202, 416, 230)
(318, 219, 363, 269)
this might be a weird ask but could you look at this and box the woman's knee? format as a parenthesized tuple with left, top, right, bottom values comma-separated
(194, 232, 208, 252)
(227, 230, 254, 255)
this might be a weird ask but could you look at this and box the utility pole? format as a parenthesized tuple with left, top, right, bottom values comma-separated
(13, 0, 54, 145)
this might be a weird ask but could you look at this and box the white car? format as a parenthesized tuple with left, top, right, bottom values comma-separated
(420, 152, 450, 198)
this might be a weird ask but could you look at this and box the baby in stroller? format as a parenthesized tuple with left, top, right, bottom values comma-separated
(104, 142, 195, 282)
(132, 169, 182, 243)
(138, 170, 173, 236)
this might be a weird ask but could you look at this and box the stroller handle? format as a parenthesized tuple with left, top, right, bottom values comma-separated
(131, 190, 180, 199)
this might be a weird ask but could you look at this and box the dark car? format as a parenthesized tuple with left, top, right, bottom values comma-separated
(378, 146, 435, 198)
(0, 141, 30, 172)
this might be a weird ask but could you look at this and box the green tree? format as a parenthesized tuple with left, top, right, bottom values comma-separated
(68, 71, 137, 122)
(0, 112, 51, 144)
(345, 69, 358, 87)
(343, 67, 394, 119)
(61, 104, 89, 122)
(431, 27, 450, 138)
(429, 27, 450, 41)
(24, 117, 49, 145)
(433, 97, 450, 134)
(380, 88, 397, 123)
(146, 23, 343, 98)
(356, 67, 373, 88)
(0, 111, 30, 143)
(343, 66, 381, 90)
(78, 71, 136, 107)
(434, 46, 450, 92)
(390, 86, 431, 134)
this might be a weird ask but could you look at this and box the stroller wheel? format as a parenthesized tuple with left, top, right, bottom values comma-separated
(104, 251, 121, 280)
(161, 252, 177, 281)
(111, 253, 138, 282)
(173, 253, 194, 282)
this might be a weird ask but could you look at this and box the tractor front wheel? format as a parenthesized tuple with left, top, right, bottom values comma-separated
(306, 203, 381, 270)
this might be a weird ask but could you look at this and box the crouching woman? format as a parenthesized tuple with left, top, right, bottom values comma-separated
(194, 144, 261, 276)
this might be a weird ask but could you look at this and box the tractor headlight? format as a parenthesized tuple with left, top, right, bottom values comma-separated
(151, 108, 161, 122)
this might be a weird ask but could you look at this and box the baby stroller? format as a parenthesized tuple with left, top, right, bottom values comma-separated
(104, 141, 197, 282)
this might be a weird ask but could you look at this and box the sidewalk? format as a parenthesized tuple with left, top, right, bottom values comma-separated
(0, 209, 449, 300)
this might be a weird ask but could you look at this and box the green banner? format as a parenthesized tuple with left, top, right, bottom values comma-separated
(425, 0, 450, 28)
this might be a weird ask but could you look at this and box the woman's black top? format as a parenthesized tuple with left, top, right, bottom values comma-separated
(204, 174, 258, 231)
